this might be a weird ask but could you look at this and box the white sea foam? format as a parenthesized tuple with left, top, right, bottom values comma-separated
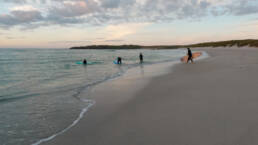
(31, 100, 95, 145)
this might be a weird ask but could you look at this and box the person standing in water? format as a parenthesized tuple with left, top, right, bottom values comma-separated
(187, 48, 194, 63)
(139, 53, 143, 63)
(83, 59, 87, 65)
(117, 57, 122, 64)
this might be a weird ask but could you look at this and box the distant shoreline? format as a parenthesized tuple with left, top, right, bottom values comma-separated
(70, 39, 258, 49)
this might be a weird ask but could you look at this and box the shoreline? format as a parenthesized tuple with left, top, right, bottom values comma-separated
(34, 50, 195, 145)
(39, 49, 207, 145)
(44, 46, 258, 145)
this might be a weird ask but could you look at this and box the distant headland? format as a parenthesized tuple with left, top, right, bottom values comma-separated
(70, 39, 258, 49)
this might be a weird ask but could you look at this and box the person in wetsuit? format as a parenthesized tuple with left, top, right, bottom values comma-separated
(83, 59, 87, 65)
(117, 57, 122, 64)
(187, 48, 193, 63)
(139, 53, 143, 63)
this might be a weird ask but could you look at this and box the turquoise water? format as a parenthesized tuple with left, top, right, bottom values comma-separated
(0, 48, 186, 145)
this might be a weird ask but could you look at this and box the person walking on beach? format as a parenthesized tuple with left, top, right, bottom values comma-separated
(117, 57, 122, 64)
(139, 53, 143, 63)
(187, 48, 193, 63)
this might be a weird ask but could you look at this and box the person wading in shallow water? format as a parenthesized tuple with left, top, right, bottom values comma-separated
(83, 59, 87, 65)
(139, 53, 143, 63)
(117, 57, 122, 64)
(187, 48, 194, 64)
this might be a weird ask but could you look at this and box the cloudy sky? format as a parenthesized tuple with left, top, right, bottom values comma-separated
(0, 0, 258, 48)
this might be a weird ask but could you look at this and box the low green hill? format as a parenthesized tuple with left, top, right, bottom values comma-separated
(70, 39, 258, 49)
(186, 39, 258, 48)
(70, 45, 141, 49)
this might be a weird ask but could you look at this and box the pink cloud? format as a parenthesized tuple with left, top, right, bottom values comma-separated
(51, 0, 99, 17)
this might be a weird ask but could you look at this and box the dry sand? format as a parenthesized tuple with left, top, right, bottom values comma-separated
(44, 47, 258, 145)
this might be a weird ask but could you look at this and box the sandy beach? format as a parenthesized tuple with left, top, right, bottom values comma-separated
(43, 46, 258, 145)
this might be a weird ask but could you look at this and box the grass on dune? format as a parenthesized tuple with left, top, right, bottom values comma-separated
(70, 39, 258, 49)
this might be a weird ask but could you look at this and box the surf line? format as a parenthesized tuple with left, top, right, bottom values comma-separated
(31, 99, 96, 145)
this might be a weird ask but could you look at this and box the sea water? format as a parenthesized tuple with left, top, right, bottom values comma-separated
(0, 48, 188, 145)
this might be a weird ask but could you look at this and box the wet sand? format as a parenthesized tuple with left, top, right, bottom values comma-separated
(44, 47, 258, 145)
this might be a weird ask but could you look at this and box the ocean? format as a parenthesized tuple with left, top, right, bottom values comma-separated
(0, 48, 189, 145)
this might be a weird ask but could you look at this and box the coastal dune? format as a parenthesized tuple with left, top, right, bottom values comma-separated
(44, 46, 258, 145)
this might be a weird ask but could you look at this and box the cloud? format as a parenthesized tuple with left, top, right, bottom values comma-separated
(3, 0, 27, 3)
(48, 40, 91, 44)
(6, 36, 26, 39)
(226, 0, 258, 16)
(10, 5, 38, 11)
(49, 1, 99, 18)
(2, 0, 48, 4)
(0, 11, 42, 27)
(103, 23, 149, 39)
(0, 5, 43, 28)
(104, 39, 124, 42)
(1, 0, 258, 29)
(101, 0, 136, 9)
